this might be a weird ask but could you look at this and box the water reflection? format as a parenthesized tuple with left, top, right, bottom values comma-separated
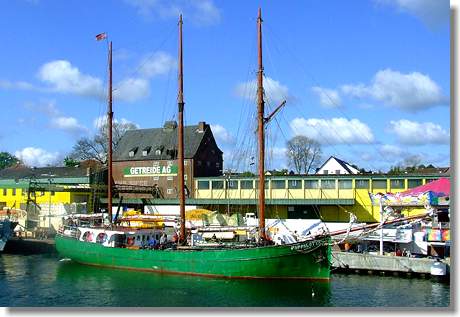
(56, 261, 332, 307)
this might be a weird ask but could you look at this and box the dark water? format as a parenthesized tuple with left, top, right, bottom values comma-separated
(0, 253, 451, 307)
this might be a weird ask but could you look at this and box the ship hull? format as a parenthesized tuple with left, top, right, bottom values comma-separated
(55, 235, 331, 280)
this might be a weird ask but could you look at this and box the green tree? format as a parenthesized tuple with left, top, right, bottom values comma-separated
(0, 152, 19, 170)
(63, 156, 80, 167)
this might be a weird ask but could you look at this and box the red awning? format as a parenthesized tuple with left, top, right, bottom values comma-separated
(402, 178, 450, 196)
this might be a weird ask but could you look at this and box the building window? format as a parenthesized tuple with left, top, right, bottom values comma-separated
(304, 180, 319, 189)
(184, 160, 188, 166)
(372, 179, 387, 189)
(335, 170, 341, 175)
(197, 181, 210, 190)
(355, 179, 370, 189)
(408, 179, 423, 188)
(184, 175, 188, 180)
(51, 191, 55, 196)
(255, 180, 270, 189)
(128, 147, 138, 157)
(425, 178, 438, 184)
(167, 188, 174, 195)
(390, 179, 405, 189)
(338, 179, 352, 189)
(155, 149, 161, 155)
(216, 162, 220, 168)
(197, 160, 202, 166)
(227, 180, 238, 189)
(271, 180, 286, 189)
(142, 146, 151, 156)
(288, 180, 302, 189)
(212, 181, 224, 189)
(320, 180, 336, 189)
(167, 176, 173, 181)
(323, 170, 328, 175)
(12, 188, 16, 196)
(206, 161, 211, 167)
(2, 189, 6, 196)
(153, 176, 159, 181)
(240, 180, 253, 189)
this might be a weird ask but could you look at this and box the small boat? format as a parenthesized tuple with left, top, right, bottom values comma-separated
(0, 216, 18, 252)
(55, 9, 331, 280)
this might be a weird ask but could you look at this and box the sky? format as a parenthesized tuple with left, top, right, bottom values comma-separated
(0, 0, 451, 173)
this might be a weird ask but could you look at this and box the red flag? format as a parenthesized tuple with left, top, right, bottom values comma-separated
(95, 33, 107, 41)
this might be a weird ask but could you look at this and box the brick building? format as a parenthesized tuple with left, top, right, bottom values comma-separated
(112, 121, 223, 199)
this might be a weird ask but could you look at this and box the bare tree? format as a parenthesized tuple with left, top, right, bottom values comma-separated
(286, 136, 322, 174)
(69, 120, 138, 164)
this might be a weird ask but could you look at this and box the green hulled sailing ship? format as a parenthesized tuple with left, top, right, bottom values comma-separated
(55, 9, 332, 280)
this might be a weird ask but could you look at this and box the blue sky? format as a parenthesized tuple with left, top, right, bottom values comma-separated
(0, 0, 451, 172)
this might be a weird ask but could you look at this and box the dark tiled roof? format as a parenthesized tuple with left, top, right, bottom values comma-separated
(113, 121, 212, 161)
(332, 156, 354, 174)
(0, 166, 89, 180)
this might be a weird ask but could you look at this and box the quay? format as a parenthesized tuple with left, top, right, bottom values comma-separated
(331, 251, 450, 278)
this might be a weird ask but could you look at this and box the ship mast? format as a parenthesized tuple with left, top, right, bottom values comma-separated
(177, 14, 186, 244)
(107, 41, 113, 227)
(257, 8, 266, 242)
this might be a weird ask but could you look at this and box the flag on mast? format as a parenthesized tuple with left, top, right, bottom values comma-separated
(95, 32, 107, 41)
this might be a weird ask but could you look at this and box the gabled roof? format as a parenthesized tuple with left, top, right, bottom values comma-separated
(316, 156, 359, 174)
(113, 121, 221, 161)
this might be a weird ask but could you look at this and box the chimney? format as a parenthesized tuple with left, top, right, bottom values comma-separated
(163, 121, 178, 130)
(198, 121, 206, 132)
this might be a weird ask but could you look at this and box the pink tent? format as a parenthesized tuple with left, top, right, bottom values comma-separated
(402, 178, 450, 197)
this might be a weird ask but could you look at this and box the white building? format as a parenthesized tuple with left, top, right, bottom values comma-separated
(315, 156, 360, 175)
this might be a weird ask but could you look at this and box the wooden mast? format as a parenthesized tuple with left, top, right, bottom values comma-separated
(107, 40, 113, 227)
(257, 8, 266, 241)
(177, 14, 186, 243)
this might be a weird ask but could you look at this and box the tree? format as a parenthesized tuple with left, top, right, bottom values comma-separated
(0, 152, 19, 170)
(63, 156, 80, 167)
(69, 120, 137, 164)
(286, 136, 322, 174)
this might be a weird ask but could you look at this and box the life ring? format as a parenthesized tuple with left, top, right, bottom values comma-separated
(127, 237, 134, 246)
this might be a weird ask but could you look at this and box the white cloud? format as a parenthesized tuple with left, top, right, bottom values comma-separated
(24, 100, 60, 116)
(0, 80, 36, 91)
(388, 119, 450, 145)
(290, 117, 375, 145)
(15, 147, 60, 167)
(311, 86, 342, 108)
(139, 51, 177, 78)
(210, 124, 235, 145)
(114, 77, 150, 102)
(37, 60, 104, 98)
(341, 69, 447, 112)
(235, 77, 289, 104)
(124, 0, 221, 26)
(379, 144, 404, 157)
(51, 116, 88, 135)
(377, 0, 449, 28)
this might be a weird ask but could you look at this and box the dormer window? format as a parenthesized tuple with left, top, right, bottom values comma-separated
(142, 146, 151, 157)
(155, 145, 164, 156)
(128, 147, 138, 157)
